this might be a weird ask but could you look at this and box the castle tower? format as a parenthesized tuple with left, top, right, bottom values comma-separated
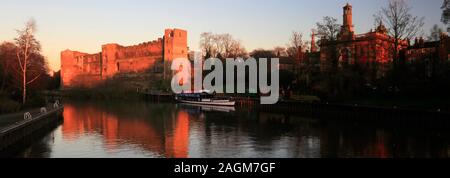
(164, 29, 188, 61)
(339, 3, 355, 40)
(60, 50, 86, 88)
(163, 29, 188, 79)
(311, 30, 317, 52)
(101, 43, 121, 78)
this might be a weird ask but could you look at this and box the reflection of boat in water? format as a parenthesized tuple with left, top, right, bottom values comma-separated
(175, 91, 235, 106)
(179, 103, 235, 113)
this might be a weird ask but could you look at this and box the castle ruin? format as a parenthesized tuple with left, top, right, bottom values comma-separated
(60, 28, 188, 89)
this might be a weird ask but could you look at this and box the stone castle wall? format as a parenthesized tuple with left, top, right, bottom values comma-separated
(61, 28, 188, 89)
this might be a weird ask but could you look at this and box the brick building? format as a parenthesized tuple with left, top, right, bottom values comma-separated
(405, 35, 450, 63)
(404, 34, 450, 78)
(319, 3, 409, 72)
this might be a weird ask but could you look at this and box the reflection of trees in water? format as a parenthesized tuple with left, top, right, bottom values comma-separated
(18, 100, 450, 158)
(318, 122, 450, 158)
(188, 105, 450, 158)
(182, 106, 323, 157)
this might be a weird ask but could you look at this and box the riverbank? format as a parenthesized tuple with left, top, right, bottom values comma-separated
(8, 100, 450, 158)
(0, 92, 52, 115)
(45, 88, 144, 101)
(0, 103, 64, 153)
(54, 89, 449, 110)
(45, 89, 450, 121)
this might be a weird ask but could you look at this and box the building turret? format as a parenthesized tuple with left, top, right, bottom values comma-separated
(338, 3, 355, 40)
(375, 21, 388, 35)
(343, 3, 354, 33)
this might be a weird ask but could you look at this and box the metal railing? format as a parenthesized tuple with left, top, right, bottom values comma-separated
(20, 100, 62, 122)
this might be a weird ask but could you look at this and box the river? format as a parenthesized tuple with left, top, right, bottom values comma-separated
(11, 100, 450, 158)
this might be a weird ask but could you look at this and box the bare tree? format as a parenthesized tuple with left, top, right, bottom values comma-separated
(316, 16, 340, 41)
(200, 32, 247, 59)
(428, 24, 445, 41)
(375, 0, 424, 67)
(200, 32, 215, 58)
(14, 19, 43, 104)
(213, 34, 224, 58)
(220, 34, 234, 58)
(228, 40, 247, 58)
(442, 0, 450, 32)
(273, 46, 287, 57)
(286, 31, 306, 60)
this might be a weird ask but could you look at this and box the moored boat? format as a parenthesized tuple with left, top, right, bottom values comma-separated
(175, 91, 235, 106)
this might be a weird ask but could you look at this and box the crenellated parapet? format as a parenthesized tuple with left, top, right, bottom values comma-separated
(61, 29, 188, 89)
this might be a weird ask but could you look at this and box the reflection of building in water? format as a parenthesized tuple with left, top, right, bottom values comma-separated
(318, 126, 391, 158)
(62, 103, 189, 158)
(165, 111, 190, 158)
(60, 103, 450, 158)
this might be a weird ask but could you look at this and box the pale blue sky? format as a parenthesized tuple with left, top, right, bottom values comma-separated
(0, 0, 445, 71)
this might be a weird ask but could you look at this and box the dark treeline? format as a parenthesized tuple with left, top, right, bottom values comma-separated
(197, 0, 450, 110)
(290, 0, 450, 109)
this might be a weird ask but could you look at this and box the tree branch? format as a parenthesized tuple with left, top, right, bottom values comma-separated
(26, 73, 42, 85)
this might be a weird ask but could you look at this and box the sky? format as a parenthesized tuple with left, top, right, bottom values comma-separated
(0, 0, 445, 72)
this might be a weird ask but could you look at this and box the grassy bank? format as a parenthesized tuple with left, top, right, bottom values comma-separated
(0, 94, 48, 115)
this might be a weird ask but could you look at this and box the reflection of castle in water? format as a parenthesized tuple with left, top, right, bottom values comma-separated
(57, 101, 450, 158)
(62, 102, 190, 158)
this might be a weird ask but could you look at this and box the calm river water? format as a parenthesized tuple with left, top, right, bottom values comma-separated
(12, 100, 450, 158)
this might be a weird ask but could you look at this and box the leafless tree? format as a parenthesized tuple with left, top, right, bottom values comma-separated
(375, 0, 424, 67)
(316, 16, 340, 41)
(14, 19, 43, 104)
(200, 32, 215, 58)
(221, 34, 233, 58)
(286, 31, 306, 60)
(428, 24, 445, 41)
(228, 40, 247, 58)
(442, 0, 450, 32)
(212, 35, 224, 58)
(200, 32, 247, 58)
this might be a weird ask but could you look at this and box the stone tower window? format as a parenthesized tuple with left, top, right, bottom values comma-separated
(117, 62, 120, 71)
